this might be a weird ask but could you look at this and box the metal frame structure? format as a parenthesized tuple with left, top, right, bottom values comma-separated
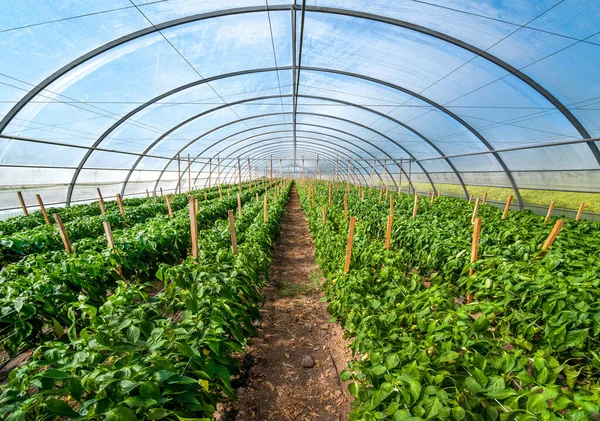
(1, 3, 598, 211)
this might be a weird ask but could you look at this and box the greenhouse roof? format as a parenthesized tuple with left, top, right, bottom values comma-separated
(1, 0, 599, 216)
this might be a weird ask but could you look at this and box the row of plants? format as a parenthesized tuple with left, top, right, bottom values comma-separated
(0, 184, 252, 268)
(0, 181, 273, 357)
(0, 182, 291, 420)
(299, 182, 600, 421)
(0, 192, 169, 236)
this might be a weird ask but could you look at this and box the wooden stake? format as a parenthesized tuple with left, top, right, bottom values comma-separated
(378, 188, 383, 204)
(468, 194, 473, 204)
(329, 183, 332, 206)
(218, 184, 223, 200)
(238, 158, 242, 192)
(437, 190, 441, 197)
(146, 189, 150, 198)
(430, 193, 435, 205)
(53, 214, 73, 254)
(263, 194, 268, 222)
(482, 192, 487, 205)
(97, 188, 105, 215)
(576, 202, 585, 222)
(189, 197, 198, 259)
(153, 190, 157, 202)
(160, 187, 163, 197)
(469, 217, 482, 276)
(343, 194, 348, 219)
(165, 194, 173, 218)
(322, 206, 326, 225)
(311, 185, 315, 207)
(187, 154, 191, 193)
(544, 201, 555, 223)
(389, 195, 394, 218)
(412, 193, 419, 219)
(116, 193, 125, 216)
(35, 194, 50, 225)
(16, 191, 28, 216)
(343, 217, 357, 274)
(385, 214, 393, 250)
(103, 220, 116, 249)
(237, 193, 242, 217)
(471, 197, 481, 223)
(228, 210, 238, 255)
(542, 219, 564, 250)
(502, 195, 513, 219)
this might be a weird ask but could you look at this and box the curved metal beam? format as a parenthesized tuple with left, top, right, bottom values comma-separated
(2, 3, 596, 183)
(199, 136, 382, 188)
(215, 141, 371, 186)
(185, 127, 400, 191)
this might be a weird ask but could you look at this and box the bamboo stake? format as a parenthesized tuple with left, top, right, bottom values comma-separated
(471, 197, 481, 223)
(502, 195, 513, 219)
(576, 202, 585, 222)
(412, 193, 419, 219)
(189, 197, 198, 260)
(53, 214, 73, 254)
(228, 210, 238, 255)
(165, 194, 173, 218)
(385, 214, 393, 250)
(35, 194, 50, 225)
(544, 201, 555, 223)
(16, 191, 28, 216)
(343, 217, 357, 274)
(97, 188, 105, 215)
(542, 219, 564, 250)
(482, 192, 487, 205)
(343, 194, 348, 219)
(469, 217, 482, 276)
(263, 194, 268, 222)
(322, 206, 326, 225)
(116, 193, 125, 216)
(218, 184, 222, 200)
(237, 193, 242, 217)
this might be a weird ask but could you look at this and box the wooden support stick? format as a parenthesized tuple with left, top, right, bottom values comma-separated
(343, 194, 348, 219)
(103, 221, 116, 249)
(16, 191, 28, 216)
(329, 183, 332, 206)
(389, 195, 394, 218)
(322, 206, 326, 225)
(343, 217, 357, 274)
(482, 192, 487, 205)
(116, 193, 125, 216)
(471, 197, 481, 223)
(378, 188, 382, 204)
(97, 188, 105, 215)
(238, 158, 242, 192)
(160, 187, 163, 197)
(53, 214, 73, 253)
(412, 193, 419, 219)
(165, 194, 173, 218)
(153, 190, 157, 202)
(544, 201, 555, 223)
(576, 202, 585, 222)
(263, 194, 268, 222)
(237, 194, 242, 217)
(542, 219, 564, 250)
(385, 214, 393, 250)
(437, 190, 441, 197)
(189, 197, 198, 260)
(228, 210, 238, 255)
(468, 194, 473, 204)
(218, 184, 223, 200)
(469, 217, 482, 276)
(430, 193, 435, 205)
(204, 191, 208, 201)
(35, 194, 50, 225)
(502, 195, 513, 219)
(187, 154, 191, 193)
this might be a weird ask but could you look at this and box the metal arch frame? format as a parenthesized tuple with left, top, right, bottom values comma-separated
(184, 114, 424, 191)
(217, 144, 367, 186)
(0, 4, 596, 188)
(193, 134, 384, 188)
(216, 141, 371, 186)
(184, 126, 402, 191)
(192, 134, 389, 189)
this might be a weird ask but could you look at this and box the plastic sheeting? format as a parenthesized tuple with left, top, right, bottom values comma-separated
(1, 0, 599, 217)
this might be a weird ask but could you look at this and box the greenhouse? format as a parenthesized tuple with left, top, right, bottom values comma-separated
(0, 1, 599, 420)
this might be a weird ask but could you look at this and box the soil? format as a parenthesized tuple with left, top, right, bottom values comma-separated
(221, 185, 353, 421)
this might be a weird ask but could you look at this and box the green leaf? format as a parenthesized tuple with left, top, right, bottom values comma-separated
(385, 354, 400, 370)
(45, 399, 80, 417)
(126, 325, 140, 344)
(438, 351, 459, 363)
(565, 329, 588, 349)
(526, 393, 547, 414)
(147, 408, 169, 420)
(473, 316, 490, 333)
(39, 369, 70, 379)
(105, 406, 139, 421)
(452, 406, 466, 420)
(67, 378, 85, 401)
(140, 381, 161, 400)
(371, 365, 387, 376)
(52, 319, 63, 339)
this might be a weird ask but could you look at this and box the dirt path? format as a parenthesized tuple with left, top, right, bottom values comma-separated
(226, 185, 352, 421)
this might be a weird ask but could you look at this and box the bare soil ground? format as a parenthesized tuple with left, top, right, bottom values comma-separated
(221, 185, 353, 421)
